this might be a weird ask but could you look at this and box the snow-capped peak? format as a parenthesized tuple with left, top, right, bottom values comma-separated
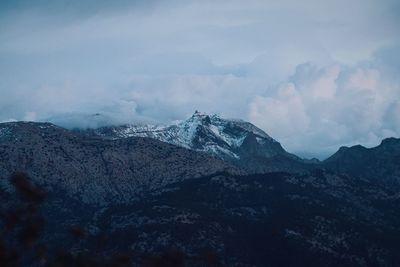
(88, 111, 289, 162)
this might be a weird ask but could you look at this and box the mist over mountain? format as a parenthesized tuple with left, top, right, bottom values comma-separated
(1, 1, 400, 159)
(1, 0, 400, 266)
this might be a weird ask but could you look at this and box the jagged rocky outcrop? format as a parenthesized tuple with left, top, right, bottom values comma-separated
(84, 111, 309, 173)
(0, 121, 239, 204)
(323, 137, 400, 187)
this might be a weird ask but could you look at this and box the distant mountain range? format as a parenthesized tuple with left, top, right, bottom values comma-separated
(1, 112, 399, 191)
(0, 113, 399, 266)
(80, 111, 400, 187)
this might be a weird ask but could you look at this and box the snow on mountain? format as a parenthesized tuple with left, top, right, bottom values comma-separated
(0, 121, 238, 204)
(87, 111, 305, 172)
(90, 111, 274, 157)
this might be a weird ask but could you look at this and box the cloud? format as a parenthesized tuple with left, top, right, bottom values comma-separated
(248, 57, 400, 158)
(249, 84, 310, 137)
(0, 0, 399, 158)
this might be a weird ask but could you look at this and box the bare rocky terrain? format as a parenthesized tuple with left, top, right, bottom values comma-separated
(0, 122, 239, 204)
(0, 120, 399, 266)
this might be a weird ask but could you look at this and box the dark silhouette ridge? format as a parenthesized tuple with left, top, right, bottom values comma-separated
(323, 137, 400, 187)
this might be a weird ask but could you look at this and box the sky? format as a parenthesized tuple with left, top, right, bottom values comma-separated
(0, 0, 399, 158)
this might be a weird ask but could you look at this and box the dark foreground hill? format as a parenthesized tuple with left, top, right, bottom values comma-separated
(1, 170, 400, 267)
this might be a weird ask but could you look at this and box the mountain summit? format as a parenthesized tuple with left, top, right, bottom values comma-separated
(86, 111, 306, 173)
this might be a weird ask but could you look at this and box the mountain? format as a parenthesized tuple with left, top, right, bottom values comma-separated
(0, 121, 239, 204)
(323, 137, 400, 187)
(2, 170, 400, 266)
(94, 171, 400, 266)
(1, 121, 400, 266)
(83, 111, 309, 173)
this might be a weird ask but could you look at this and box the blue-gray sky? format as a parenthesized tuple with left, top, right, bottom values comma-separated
(1, 0, 399, 158)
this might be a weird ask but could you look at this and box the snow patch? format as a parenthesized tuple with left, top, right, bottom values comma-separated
(91, 111, 280, 162)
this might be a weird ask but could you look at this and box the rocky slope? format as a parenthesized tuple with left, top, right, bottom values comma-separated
(84, 111, 309, 173)
(2, 170, 399, 267)
(1, 121, 400, 266)
(323, 137, 400, 187)
(0, 121, 238, 204)
(100, 171, 400, 266)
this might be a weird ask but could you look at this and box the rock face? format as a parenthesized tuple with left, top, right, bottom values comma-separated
(323, 137, 400, 187)
(0, 121, 239, 204)
(84, 111, 308, 173)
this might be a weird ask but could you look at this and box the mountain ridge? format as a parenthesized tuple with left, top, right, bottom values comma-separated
(81, 111, 309, 173)
(0, 121, 240, 204)
(1, 118, 400, 266)
(323, 137, 400, 186)
(1, 114, 399, 187)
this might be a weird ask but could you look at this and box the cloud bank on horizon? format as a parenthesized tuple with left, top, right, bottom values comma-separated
(0, 0, 399, 158)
